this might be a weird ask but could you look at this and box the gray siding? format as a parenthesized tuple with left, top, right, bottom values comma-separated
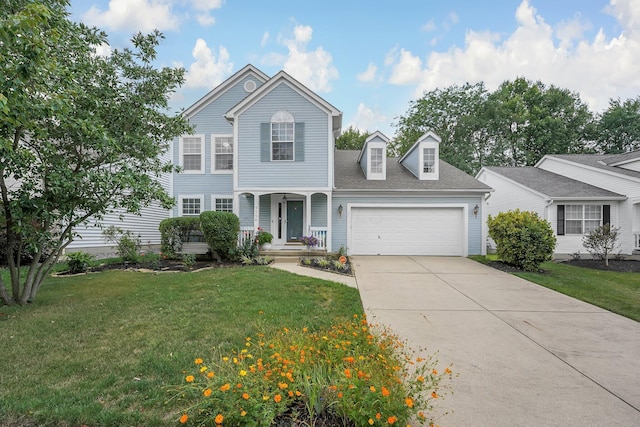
(359, 147, 368, 176)
(259, 194, 271, 231)
(239, 194, 254, 227)
(402, 148, 420, 178)
(311, 193, 328, 227)
(237, 83, 330, 188)
(331, 194, 484, 255)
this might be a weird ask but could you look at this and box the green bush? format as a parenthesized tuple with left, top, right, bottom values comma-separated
(583, 224, 620, 266)
(199, 211, 240, 261)
(65, 251, 95, 274)
(488, 209, 556, 271)
(102, 226, 141, 263)
(159, 217, 202, 259)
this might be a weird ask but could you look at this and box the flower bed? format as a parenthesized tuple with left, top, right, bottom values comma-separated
(299, 256, 353, 276)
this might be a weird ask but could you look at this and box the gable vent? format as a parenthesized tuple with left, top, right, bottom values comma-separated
(244, 80, 257, 93)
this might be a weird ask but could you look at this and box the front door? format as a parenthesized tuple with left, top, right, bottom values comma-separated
(286, 200, 304, 242)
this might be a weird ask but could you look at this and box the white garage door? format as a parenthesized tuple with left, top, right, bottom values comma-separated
(349, 206, 465, 256)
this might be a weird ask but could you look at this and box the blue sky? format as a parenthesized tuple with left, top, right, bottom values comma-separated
(70, 0, 640, 137)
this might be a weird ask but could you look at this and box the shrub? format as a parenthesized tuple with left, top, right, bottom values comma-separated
(182, 253, 196, 270)
(170, 315, 453, 426)
(102, 226, 141, 263)
(256, 229, 273, 245)
(199, 211, 240, 261)
(487, 209, 556, 271)
(65, 251, 95, 274)
(582, 224, 620, 266)
(231, 237, 259, 261)
(159, 217, 202, 259)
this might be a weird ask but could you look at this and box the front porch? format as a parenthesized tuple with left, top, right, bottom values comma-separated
(235, 191, 332, 252)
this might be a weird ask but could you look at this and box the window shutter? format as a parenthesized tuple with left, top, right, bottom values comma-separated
(557, 205, 565, 236)
(260, 123, 270, 162)
(603, 204, 610, 226)
(294, 122, 304, 162)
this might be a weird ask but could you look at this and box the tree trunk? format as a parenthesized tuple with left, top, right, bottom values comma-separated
(0, 275, 16, 306)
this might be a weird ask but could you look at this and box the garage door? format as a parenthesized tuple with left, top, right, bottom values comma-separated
(349, 206, 464, 256)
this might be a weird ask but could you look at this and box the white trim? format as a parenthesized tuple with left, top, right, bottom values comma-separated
(178, 194, 205, 216)
(419, 143, 439, 180)
(346, 203, 469, 257)
(211, 134, 234, 174)
(537, 155, 640, 184)
(399, 131, 441, 163)
(179, 134, 205, 174)
(212, 194, 234, 212)
(271, 121, 295, 162)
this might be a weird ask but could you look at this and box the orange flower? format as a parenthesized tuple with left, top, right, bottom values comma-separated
(432, 391, 439, 399)
(381, 386, 390, 397)
(207, 371, 215, 378)
(344, 368, 352, 378)
(278, 382, 288, 389)
(215, 414, 224, 424)
(220, 383, 231, 391)
(203, 388, 212, 397)
(416, 375, 424, 382)
(242, 392, 250, 400)
(343, 356, 355, 363)
(404, 397, 414, 408)
(185, 375, 194, 383)
(179, 414, 188, 424)
(195, 358, 203, 365)
(445, 367, 452, 374)
(274, 394, 282, 403)
(376, 412, 382, 419)
(432, 369, 438, 375)
(387, 416, 397, 424)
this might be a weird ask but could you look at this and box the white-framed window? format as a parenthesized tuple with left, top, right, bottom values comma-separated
(565, 204, 602, 234)
(179, 135, 204, 174)
(370, 147, 383, 174)
(271, 111, 294, 161)
(212, 135, 233, 173)
(179, 195, 204, 216)
(423, 148, 436, 173)
(213, 196, 233, 213)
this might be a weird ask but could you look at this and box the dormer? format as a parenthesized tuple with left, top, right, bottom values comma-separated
(399, 131, 440, 180)
(357, 131, 389, 180)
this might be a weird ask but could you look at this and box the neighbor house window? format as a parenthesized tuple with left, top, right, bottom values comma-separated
(213, 136, 233, 172)
(180, 196, 203, 216)
(565, 204, 602, 234)
(180, 135, 204, 173)
(214, 197, 233, 212)
(271, 111, 294, 161)
(370, 147, 383, 174)
(423, 148, 436, 173)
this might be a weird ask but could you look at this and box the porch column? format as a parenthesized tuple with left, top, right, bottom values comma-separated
(326, 191, 332, 252)
(253, 193, 260, 230)
(306, 192, 312, 235)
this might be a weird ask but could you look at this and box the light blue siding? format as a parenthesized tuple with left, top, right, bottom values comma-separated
(402, 148, 420, 178)
(171, 175, 232, 217)
(331, 195, 484, 255)
(239, 194, 254, 227)
(311, 193, 328, 227)
(259, 194, 271, 231)
(359, 147, 368, 176)
(237, 83, 330, 188)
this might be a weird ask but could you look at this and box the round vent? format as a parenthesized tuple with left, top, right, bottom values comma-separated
(244, 80, 257, 93)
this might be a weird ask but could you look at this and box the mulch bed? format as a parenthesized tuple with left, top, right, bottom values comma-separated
(487, 259, 640, 274)
(53, 259, 239, 276)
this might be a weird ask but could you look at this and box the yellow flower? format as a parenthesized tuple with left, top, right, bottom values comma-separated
(203, 388, 212, 397)
(185, 375, 194, 383)
(240, 410, 247, 417)
(200, 366, 208, 373)
(215, 414, 224, 424)
(194, 358, 203, 365)
(179, 414, 188, 424)
(369, 386, 376, 393)
(368, 419, 374, 425)
(239, 369, 248, 376)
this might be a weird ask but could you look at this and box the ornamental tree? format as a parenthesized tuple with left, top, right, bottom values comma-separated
(0, 0, 191, 305)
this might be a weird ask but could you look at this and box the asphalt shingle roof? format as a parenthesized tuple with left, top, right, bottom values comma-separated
(484, 166, 625, 199)
(334, 150, 492, 192)
(547, 153, 640, 180)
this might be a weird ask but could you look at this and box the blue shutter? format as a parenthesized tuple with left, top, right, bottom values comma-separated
(261, 123, 270, 162)
(294, 122, 304, 162)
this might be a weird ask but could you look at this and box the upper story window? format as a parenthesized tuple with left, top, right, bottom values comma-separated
(271, 111, 294, 161)
(423, 148, 436, 173)
(180, 135, 204, 174)
(370, 148, 383, 174)
(565, 204, 602, 234)
(213, 135, 233, 173)
(180, 195, 203, 216)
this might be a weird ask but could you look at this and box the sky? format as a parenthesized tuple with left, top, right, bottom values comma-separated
(69, 0, 640, 137)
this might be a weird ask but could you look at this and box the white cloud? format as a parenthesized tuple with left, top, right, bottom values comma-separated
(93, 42, 112, 57)
(350, 103, 389, 134)
(261, 32, 270, 47)
(279, 25, 339, 93)
(196, 13, 216, 26)
(191, 0, 222, 26)
(422, 19, 437, 32)
(357, 63, 378, 83)
(385, 0, 640, 112)
(184, 39, 233, 89)
(83, 0, 178, 32)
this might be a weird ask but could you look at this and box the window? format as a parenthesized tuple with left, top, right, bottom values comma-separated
(423, 148, 436, 173)
(180, 135, 204, 173)
(565, 205, 602, 234)
(213, 136, 233, 172)
(180, 196, 203, 216)
(271, 111, 294, 161)
(370, 148, 383, 174)
(214, 197, 233, 212)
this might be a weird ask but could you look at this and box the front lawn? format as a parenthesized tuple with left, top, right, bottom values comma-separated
(471, 256, 640, 322)
(0, 267, 362, 426)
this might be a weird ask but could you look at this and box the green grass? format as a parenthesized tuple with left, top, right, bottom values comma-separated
(0, 267, 362, 426)
(470, 255, 640, 322)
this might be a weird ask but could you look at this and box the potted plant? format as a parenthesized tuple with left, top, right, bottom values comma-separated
(256, 229, 273, 250)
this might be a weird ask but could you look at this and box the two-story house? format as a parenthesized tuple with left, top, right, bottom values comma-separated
(172, 64, 492, 256)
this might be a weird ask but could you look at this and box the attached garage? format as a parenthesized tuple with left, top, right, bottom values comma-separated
(348, 204, 467, 256)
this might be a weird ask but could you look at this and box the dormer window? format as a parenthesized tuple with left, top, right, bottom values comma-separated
(371, 148, 383, 174)
(358, 131, 389, 180)
(398, 131, 440, 180)
(423, 148, 435, 173)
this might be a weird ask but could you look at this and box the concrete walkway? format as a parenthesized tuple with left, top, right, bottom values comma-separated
(352, 256, 640, 427)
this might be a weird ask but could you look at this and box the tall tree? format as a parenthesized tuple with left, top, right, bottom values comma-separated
(335, 125, 369, 150)
(0, 0, 191, 305)
(596, 97, 640, 153)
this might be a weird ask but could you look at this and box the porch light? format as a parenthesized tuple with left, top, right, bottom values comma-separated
(473, 204, 479, 217)
(338, 204, 343, 217)
(282, 193, 287, 202)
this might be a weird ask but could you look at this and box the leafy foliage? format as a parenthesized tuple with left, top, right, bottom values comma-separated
(582, 224, 621, 266)
(336, 125, 369, 150)
(595, 97, 640, 153)
(102, 226, 141, 263)
(159, 217, 203, 259)
(0, 1, 191, 304)
(64, 251, 95, 274)
(199, 211, 240, 261)
(488, 209, 556, 271)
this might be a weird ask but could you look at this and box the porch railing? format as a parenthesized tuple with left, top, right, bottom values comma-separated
(238, 227, 255, 247)
(634, 232, 640, 251)
(309, 227, 327, 250)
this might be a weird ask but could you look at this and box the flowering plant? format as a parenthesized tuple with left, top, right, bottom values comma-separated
(300, 235, 319, 248)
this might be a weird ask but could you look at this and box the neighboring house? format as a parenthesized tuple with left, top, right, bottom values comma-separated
(171, 64, 492, 256)
(476, 151, 640, 255)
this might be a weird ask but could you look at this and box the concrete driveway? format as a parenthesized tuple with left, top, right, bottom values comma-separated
(352, 256, 640, 426)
